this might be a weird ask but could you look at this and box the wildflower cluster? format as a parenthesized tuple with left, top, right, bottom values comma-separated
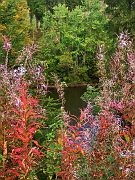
(95, 32, 135, 178)
(58, 33, 135, 179)
(0, 36, 46, 179)
(1, 32, 134, 179)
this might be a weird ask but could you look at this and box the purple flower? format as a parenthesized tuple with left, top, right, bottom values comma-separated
(118, 32, 132, 49)
(2, 35, 12, 52)
(12, 65, 27, 78)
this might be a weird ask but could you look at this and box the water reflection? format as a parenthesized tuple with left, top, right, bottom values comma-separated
(48, 86, 87, 117)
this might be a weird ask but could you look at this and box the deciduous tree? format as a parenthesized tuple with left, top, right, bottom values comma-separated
(0, 0, 31, 66)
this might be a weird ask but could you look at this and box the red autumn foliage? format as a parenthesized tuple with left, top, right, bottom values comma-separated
(57, 113, 90, 180)
(0, 81, 46, 179)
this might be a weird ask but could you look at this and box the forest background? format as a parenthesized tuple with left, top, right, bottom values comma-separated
(1, 0, 135, 84)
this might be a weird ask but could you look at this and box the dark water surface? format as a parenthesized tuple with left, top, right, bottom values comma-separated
(48, 86, 87, 117)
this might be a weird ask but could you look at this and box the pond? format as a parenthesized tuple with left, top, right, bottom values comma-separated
(48, 86, 87, 117)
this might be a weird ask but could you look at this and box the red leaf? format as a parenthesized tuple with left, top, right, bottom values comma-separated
(31, 148, 41, 158)
(13, 147, 24, 153)
(29, 97, 39, 106)
(27, 122, 39, 129)
(80, 110, 85, 121)
(12, 155, 22, 159)
(33, 140, 42, 148)
(17, 159, 24, 168)
(7, 169, 20, 177)
(28, 127, 37, 134)
(11, 108, 20, 116)
(34, 114, 46, 119)
(15, 133, 28, 142)
(16, 127, 24, 135)
(26, 109, 34, 119)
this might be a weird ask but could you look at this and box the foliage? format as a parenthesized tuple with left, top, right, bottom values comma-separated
(81, 85, 100, 115)
(0, 81, 46, 179)
(0, 37, 46, 179)
(27, 0, 45, 27)
(56, 33, 135, 180)
(0, 36, 59, 179)
(105, 0, 135, 37)
(87, 32, 135, 179)
(78, 106, 133, 179)
(81, 86, 99, 103)
(36, 75, 66, 179)
(97, 32, 135, 124)
(27, 0, 82, 20)
(57, 111, 86, 180)
(0, 0, 31, 66)
(35, 96, 63, 179)
(40, 1, 110, 83)
(1, 0, 135, 178)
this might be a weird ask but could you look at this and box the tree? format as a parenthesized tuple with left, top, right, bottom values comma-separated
(0, 0, 31, 66)
(27, 0, 83, 29)
(27, 0, 45, 29)
(104, 0, 135, 37)
(43, 0, 82, 12)
(40, 0, 110, 83)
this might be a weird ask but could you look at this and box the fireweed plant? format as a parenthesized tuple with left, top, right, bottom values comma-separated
(0, 36, 64, 180)
(0, 33, 134, 180)
(0, 37, 47, 179)
(57, 102, 100, 180)
(57, 33, 135, 180)
(83, 33, 135, 179)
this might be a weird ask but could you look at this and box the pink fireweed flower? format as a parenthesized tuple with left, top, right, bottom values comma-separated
(110, 101, 125, 111)
(118, 32, 132, 49)
(2, 35, 12, 52)
(127, 52, 135, 82)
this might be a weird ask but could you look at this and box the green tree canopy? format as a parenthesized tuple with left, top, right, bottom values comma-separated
(27, 0, 45, 23)
(40, 0, 110, 83)
(105, 0, 135, 36)
(27, 0, 83, 26)
(0, 0, 31, 65)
